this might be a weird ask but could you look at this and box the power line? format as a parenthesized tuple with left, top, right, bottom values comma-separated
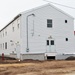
(43, 0, 75, 10)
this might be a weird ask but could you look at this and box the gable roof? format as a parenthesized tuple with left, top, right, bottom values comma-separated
(0, 14, 21, 32)
(0, 3, 74, 32)
(21, 3, 74, 19)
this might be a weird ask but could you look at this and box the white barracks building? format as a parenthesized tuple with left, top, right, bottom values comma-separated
(0, 4, 75, 60)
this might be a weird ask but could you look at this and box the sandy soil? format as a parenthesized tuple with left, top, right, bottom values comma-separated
(0, 60, 75, 75)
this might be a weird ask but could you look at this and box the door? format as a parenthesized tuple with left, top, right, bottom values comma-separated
(50, 40, 55, 52)
(46, 39, 55, 52)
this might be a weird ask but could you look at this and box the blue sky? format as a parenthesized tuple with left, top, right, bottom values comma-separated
(0, 0, 75, 29)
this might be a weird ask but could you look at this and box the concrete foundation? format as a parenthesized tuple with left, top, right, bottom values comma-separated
(56, 54, 75, 60)
(20, 53, 45, 60)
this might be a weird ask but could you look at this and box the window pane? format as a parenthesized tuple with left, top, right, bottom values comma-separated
(18, 24, 19, 29)
(47, 24, 52, 27)
(47, 19, 52, 28)
(47, 19, 52, 23)
(5, 31, 7, 36)
(66, 38, 68, 41)
(3, 33, 4, 37)
(65, 20, 67, 23)
(3, 43, 4, 49)
(5, 42, 7, 49)
(12, 27, 14, 32)
(51, 40, 54, 45)
(47, 40, 49, 45)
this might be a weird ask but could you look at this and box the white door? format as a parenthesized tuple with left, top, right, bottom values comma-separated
(47, 40, 51, 52)
(50, 40, 55, 52)
(46, 39, 55, 52)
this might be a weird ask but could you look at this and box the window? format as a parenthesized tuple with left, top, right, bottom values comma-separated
(51, 40, 54, 45)
(47, 40, 49, 45)
(3, 33, 4, 37)
(5, 31, 7, 36)
(66, 38, 68, 41)
(65, 20, 67, 23)
(17, 24, 19, 29)
(17, 19, 20, 29)
(0, 34, 1, 38)
(0, 33, 2, 38)
(5, 29, 7, 36)
(1, 44, 2, 49)
(12, 27, 14, 32)
(3, 43, 4, 50)
(12, 23, 14, 32)
(47, 19, 52, 27)
(0, 44, 2, 49)
(5, 42, 7, 49)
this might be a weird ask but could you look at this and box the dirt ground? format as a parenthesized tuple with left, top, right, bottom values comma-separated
(0, 59, 75, 75)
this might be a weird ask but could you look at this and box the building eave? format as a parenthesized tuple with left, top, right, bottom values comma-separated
(0, 14, 21, 32)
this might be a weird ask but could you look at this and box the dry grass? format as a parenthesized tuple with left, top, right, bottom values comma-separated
(0, 60, 75, 75)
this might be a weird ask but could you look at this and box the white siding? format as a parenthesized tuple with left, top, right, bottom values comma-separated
(0, 4, 74, 59)
(0, 17, 21, 55)
(21, 5, 75, 54)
